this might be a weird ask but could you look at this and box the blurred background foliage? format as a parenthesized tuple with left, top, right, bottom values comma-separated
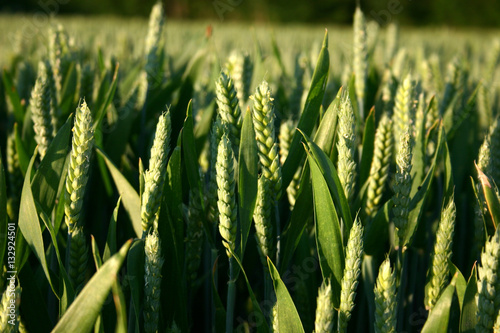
(2, 0, 500, 27)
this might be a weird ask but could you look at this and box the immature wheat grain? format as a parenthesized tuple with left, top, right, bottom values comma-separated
(365, 114, 393, 217)
(65, 100, 94, 235)
(337, 92, 357, 202)
(314, 279, 334, 333)
(353, 6, 368, 117)
(338, 219, 363, 333)
(207, 116, 224, 224)
(385, 23, 399, 64)
(144, 1, 165, 92)
(392, 129, 413, 247)
(252, 81, 282, 199)
(68, 226, 88, 289)
(30, 60, 55, 159)
(279, 118, 301, 207)
(374, 258, 397, 333)
(216, 134, 237, 257)
(425, 199, 456, 310)
(141, 111, 171, 234)
(144, 229, 164, 333)
(254, 176, 274, 263)
(49, 24, 70, 108)
(476, 227, 500, 332)
(226, 51, 253, 105)
(393, 74, 415, 152)
(215, 71, 242, 149)
(6, 132, 22, 222)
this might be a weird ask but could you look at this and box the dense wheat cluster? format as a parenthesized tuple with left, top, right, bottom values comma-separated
(1, 3, 500, 332)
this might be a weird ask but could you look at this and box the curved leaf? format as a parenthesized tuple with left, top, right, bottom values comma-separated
(282, 30, 329, 189)
(308, 151, 344, 307)
(268, 258, 305, 333)
(18, 148, 57, 294)
(96, 148, 141, 238)
(53, 239, 132, 333)
(238, 107, 258, 257)
(459, 264, 478, 332)
(300, 130, 353, 238)
(421, 273, 458, 333)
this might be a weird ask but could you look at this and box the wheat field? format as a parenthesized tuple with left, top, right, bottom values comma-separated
(1, 3, 500, 332)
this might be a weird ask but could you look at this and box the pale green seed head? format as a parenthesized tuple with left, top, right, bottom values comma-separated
(65, 100, 94, 233)
(251, 80, 282, 199)
(144, 229, 164, 333)
(374, 258, 397, 333)
(141, 111, 171, 234)
(216, 134, 237, 257)
(315, 279, 334, 333)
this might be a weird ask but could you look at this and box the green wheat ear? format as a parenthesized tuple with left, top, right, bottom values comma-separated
(65, 100, 94, 234)
(30, 60, 55, 159)
(144, 228, 165, 333)
(393, 74, 415, 153)
(314, 279, 334, 333)
(207, 116, 224, 225)
(251, 80, 282, 199)
(141, 111, 171, 235)
(215, 71, 242, 149)
(425, 198, 456, 310)
(253, 176, 274, 264)
(374, 258, 397, 333)
(338, 218, 363, 333)
(144, 1, 165, 91)
(226, 51, 253, 105)
(365, 113, 393, 217)
(216, 134, 237, 257)
(477, 227, 500, 332)
(392, 129, 413, 247)
(68, 226, 88, 289)
(337, 91, 357, 202)
(49, 24, 71, 108)
(353, 6, 367, 117)
(6, 131, 22, 222)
